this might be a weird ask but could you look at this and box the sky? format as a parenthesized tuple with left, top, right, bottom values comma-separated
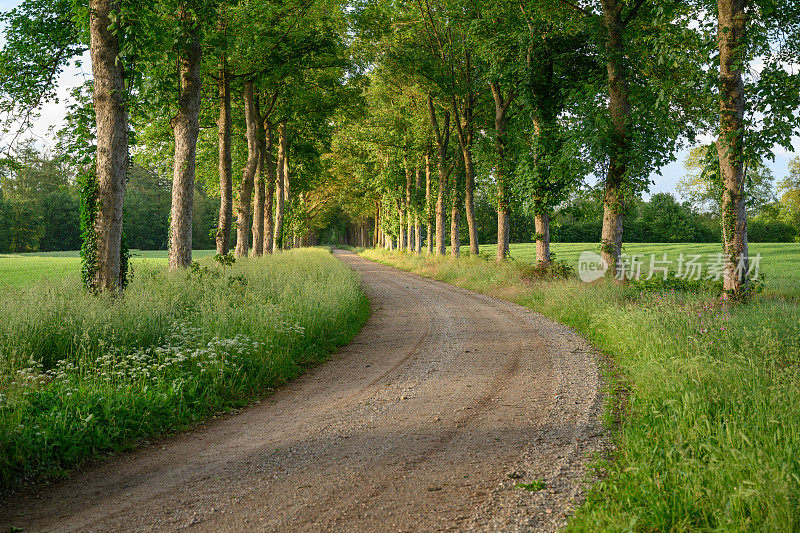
(0, 0, 797, 199)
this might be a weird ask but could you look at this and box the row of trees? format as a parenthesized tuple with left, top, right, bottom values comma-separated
(2, 138, 796, 253)
(0, 0, 798, 298)
(1, 0, 360, 290)
(330, 0, 799, 298)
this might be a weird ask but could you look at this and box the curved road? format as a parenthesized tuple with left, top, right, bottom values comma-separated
(1, 250, 604, 532)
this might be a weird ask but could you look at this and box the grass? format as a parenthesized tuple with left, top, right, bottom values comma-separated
(0, 249, 217, 287)
(490, 242, 800, 300)
(0, 247, 368, 488)
(515, 480, 547, 492)
(361, 244, 800, 531)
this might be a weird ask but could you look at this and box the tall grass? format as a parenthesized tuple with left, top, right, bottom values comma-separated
(362, 248, 800, 530)
(0, 248, 368, 488)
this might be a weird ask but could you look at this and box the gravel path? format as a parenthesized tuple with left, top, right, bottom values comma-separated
(1, 249, 604, 532)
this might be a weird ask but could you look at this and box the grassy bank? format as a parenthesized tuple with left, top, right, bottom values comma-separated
(0, 248, 368, 488)
(488, 242, 800, 300)
(361, 247, 800, 530)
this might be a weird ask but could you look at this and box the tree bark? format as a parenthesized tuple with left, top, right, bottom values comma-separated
(251, 93, 266, 257)
(397, 198, 405, 251)
(531, 116, 553, 268)
(535, 213, 551, 266)
(717, 0, 749, 298)
(450, 155, 461, 258)
(89, 0, 128, 292)
(425, 151, 433, 254)
(374, 200, 381, 249)
(215, 57, 232, 255)
(234, 82, 258, 258)
(600, 0, 631, 277)
(451, 93, 478, 255)
(262, 120, 275, 254)
(282, 144, 290, 249)
(428, 95, 450, 256)
(490, 82, 514, 262)
(251, 160, 264, 255)
(404, 156, 413, 252)
(273, 122, 286, 252)
(415, 164, 422, 253)
(168, 10, 202, 271)
(497, 208, 509, 262)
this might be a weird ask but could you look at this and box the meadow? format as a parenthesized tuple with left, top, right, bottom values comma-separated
(362, 243, 800, 530)
(0, 248, 368, 488)
(0, 250, 217, 287)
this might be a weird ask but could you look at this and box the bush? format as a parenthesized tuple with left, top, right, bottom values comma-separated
(747, 219, 798, 242)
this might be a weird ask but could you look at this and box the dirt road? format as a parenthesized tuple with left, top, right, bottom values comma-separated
(1, 249, 604, 532)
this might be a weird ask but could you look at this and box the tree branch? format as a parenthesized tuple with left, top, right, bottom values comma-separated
(622, 0, 646, 27)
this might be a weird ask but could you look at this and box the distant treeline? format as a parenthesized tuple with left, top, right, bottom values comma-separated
(0, 143, 220, 253)
(469, 190, 798, 245)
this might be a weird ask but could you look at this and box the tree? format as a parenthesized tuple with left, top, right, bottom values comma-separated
(168, 3, 203, 270)
(638, 193, 701, 243)
(710, 0, 800, 297)
(234, 82, 259, 257)
(88, 0, 130, 290)
(677, 144, 775, 216)
(777, 157, 800, 229)
(716, 0, 749, 297)
(214, 11, 233, 255)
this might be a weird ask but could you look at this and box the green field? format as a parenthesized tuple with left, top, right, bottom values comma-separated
(483, 242, 800, 298)
(0, 250, 217, 287)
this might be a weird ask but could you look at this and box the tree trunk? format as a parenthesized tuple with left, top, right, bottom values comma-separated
(490, 82, 514, 262)
(89, 0, 128, 292)
(374, 201, 381, 249)
(425, 152, 433, 254)
(535, 213, 551, 266)
(406, 214, 412, 252)
(168, 11, 202, 271)
(717, 0, 749, 298)
(451, 94, 478, 256)
(497, 209, 509, 261)
(234, 82, 259, 258)
(215, 58, 232, 256)
(428, 95, 450, 256)
(404, 157, 413, 252)
(463, 150, 477, 255)
(397, 198, 405, 251)
(251, 159, 264, 256)
(273, 122, 286, 252)
(251, 94, 265, 257)
(600, 0, 631, 277)
(262, 121, 275, 254)
(415, 165, 422, 253)
(450, 156, 461, 258)
(531, 116, 554, 268)
(283, 140, 290, 249)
